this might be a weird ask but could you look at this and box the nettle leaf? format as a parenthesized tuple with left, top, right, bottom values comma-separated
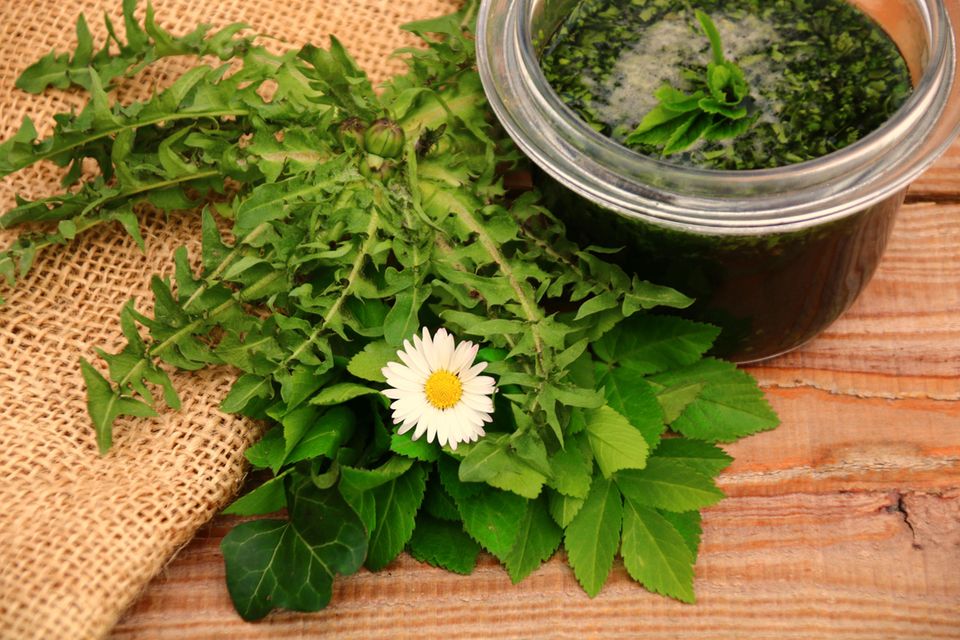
(408, 513, 480, 575)
(366, 463, 428, 570)
(648, 358, 779, 442)
(439, 456, 528, 560)
(583, 405, 650, 478)
(458, 433, 548, 499)
(564, 473, 622, 597)
(348, 340, 397, 382)
(221, 473, 368, 621)
(593, 315, 719, 375)
(390, 431, 440, 462)
(621, 499, 696, 603)
(546, 433, 592, 499)
(615, 458, 724, 512)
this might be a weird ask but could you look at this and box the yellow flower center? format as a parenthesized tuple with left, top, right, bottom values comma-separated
(424, 370, 463, 410)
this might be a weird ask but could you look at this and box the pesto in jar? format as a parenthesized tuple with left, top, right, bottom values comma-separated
(540, 0, 912, 169)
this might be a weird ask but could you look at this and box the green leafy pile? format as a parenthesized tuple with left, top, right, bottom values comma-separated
(0, 0, 779, 619)
(625, 10, 756, 155)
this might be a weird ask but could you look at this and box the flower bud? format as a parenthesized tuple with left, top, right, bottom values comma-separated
(337, 117, 367, 148)
(359, 154, 398, 180)
(363, 118, 405, 159)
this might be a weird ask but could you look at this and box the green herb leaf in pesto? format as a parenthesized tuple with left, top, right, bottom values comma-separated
(626, 10, 755, 155)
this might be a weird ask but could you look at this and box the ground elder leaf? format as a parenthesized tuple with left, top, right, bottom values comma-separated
(584, 405, 650, 478)
(564, 473, 622, 597)
(621, 500, 696, 603)
(648, 358, 779, 442)
(504, 496, 562, 583)
(615, 458, 724, 512)
(408, 513, 480, 575)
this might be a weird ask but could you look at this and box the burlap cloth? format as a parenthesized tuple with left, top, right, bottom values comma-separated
(0, 1, 456, 638)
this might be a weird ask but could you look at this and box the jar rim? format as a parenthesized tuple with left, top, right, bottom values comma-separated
(476, 0, 960, 232)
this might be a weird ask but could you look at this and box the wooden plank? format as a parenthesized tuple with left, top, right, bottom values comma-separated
(111, 181, 960, 638)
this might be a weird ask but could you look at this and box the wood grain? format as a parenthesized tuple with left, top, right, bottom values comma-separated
(108, 141, 960, 638)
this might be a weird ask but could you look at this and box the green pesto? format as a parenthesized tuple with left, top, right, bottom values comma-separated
(540, 0, 912, 170)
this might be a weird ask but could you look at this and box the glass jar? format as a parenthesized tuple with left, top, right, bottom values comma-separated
(476, 0, 960, 361)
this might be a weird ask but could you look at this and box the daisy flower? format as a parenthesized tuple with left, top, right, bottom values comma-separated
(381, 327, 496, 450)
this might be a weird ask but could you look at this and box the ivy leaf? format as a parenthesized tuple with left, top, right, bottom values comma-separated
(221, 473, 368, 621)
(564, 473, 622, 597)
(408, 513, 480, 575)
(647, 358, 779, 442)
(503, 496, 562, 583)
(583, 405, 650, 478)
(621, 499, 696, 603)
(615, 458, 724, 512)
(366, 463, 428, 570)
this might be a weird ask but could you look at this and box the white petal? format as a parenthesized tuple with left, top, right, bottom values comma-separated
(459, 361, 488, 383)
(462, 375, 496, 394)
(384, 361, 425, 385)
(436, 329, 456, 370)
(450, 341, 478, 375)
(399, 341, 431, 377)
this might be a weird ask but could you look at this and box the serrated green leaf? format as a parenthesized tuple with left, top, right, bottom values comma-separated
(439, 456, 527, 559)
(621, 500, 695, 603)
(285, 406, 356, 466)
(653, 438, 732, 477)
(597, 367, 665, 448)
(615, 458, 724, 512)
(548, 490, 585, 528)
(366, 463, 428, 570)
(564, 473, 622, 597)
(659, 509, 703, 556)
(584, 405, 650, 478)
(348, 340, 397, 382)
(504, 496, 562, 583)
(390, 431, 440, 462)
(422, 473, 460, 521)
(593, 315, 719, 374)
(408, 513, 480, 575)
(309, 382, 379, 406)
(546, 434, 592, 499)
(648, 358, 779, 442)
(458, 435, 547, 499)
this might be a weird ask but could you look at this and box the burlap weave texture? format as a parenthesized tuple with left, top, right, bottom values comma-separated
(0, 1, 456, 638)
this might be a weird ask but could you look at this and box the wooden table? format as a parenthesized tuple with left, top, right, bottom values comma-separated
(110, 145, 960, 639)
